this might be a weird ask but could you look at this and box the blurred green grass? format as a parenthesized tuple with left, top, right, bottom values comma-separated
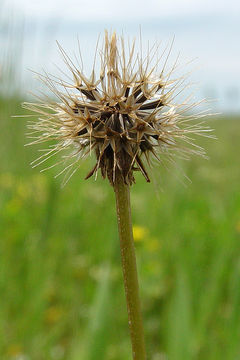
(0, 97, 240, 360)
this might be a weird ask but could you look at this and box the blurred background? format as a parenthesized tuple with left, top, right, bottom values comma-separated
(0, 0, 240, 359)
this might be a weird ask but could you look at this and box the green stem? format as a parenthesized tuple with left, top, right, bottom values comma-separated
(114, 173, 147, 360)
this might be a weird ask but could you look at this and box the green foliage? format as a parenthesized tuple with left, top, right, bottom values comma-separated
(0, 98, 240, 359)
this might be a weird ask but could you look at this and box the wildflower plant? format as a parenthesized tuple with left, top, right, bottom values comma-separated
(23, 31, 213, 360)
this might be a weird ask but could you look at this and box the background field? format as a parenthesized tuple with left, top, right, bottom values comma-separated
(0, 96, 240, 359)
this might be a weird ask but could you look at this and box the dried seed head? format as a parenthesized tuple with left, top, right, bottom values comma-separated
(24, 31, 214, 186)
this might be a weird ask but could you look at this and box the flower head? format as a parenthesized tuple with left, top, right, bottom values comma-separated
(24, 31, 213, 185)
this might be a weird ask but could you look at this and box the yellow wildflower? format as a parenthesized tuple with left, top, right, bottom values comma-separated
(133, 225, 148, 242)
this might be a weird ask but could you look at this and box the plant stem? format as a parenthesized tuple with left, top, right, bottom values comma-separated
(114, 173, 147, 360)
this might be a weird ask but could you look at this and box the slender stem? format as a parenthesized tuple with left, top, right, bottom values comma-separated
(114, 173, 147, 360)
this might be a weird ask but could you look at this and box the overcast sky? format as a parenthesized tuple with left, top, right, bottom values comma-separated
(2, 0, 240, 112)
(12, 0, 240, 21)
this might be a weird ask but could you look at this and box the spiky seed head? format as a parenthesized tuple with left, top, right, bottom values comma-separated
(24, 31, 213, 186)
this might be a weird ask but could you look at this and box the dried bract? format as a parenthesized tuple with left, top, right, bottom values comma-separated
(24, 31, 213, 185)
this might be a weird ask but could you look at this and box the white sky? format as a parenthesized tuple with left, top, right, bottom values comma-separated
(3, 0, 240, 112)
(12, 0, 240, 20)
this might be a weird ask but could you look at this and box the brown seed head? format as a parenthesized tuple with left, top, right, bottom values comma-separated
(24, 31, 214, 186)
